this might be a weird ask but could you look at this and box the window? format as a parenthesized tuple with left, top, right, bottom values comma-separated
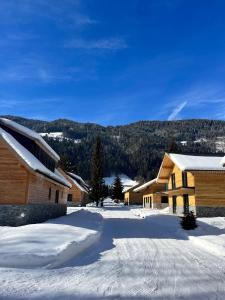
(55, 190, 59, 204)
(48, 187, 51, 200)
(183, 194, 189, 214)
(182, 171, 188, 188)
(161, 196, 168, 204)
(67, 194, 73, 202)
(171, 173, 176, 189)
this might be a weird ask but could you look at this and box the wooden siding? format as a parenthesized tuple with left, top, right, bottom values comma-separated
(168, 195, 196, 209)
(143, 193, 168, 209)
(27, 173, 67, 204)
(0, 140, 28, 204)
(168, 165, 195, 189)
(124, 191, 143, 205)
(194, 172, 225, 207)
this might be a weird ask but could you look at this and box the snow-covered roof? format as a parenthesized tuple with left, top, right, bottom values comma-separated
(168, 153, 225, 171)
(123, 183, 141, 193)
(0, 128, 71, 188)
(67, 172, 89, 193)
(157, 153, 225, 176)
(0, 118, 60, 161)
(133, 179, 157, 192)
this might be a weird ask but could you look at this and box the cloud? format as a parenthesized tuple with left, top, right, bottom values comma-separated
(168, 101, 188, 120)
(0, 0, 96, 28)
(65, 38, 128, 50)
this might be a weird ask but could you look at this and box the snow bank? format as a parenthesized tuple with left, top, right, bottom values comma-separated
(184, 217, 225, 258)
(0, 209, 103, 269)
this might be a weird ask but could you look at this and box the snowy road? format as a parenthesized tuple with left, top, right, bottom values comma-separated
(1, 205, 225, 299)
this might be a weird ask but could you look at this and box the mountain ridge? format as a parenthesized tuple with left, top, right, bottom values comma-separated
(1, 115, 225, 181)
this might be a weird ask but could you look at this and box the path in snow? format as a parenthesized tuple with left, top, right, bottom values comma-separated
(1, 204, 225, 299)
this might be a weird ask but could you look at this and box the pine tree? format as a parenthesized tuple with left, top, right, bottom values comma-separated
(90, 136, 104, 207)
(112, 175, 124, 202)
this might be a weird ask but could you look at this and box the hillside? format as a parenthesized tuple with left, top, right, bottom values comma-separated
(2, 115, 225, 181)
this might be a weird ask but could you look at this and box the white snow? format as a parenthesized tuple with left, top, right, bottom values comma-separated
(67, 172, 89, 193)
(168, 153, 225, 171)
(104, 174, 138, 192)
(40, 132, 82, 143)
(0, 128, 71, 187)
(0, 209, 102, 269)
(0, 118, 60, 161)
(133, 178, 156, 192)
(0, 204, 225, 299)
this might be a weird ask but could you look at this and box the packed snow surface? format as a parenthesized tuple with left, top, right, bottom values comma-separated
(0, 202, 225, 299)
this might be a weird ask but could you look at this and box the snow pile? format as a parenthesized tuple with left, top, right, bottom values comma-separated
(132, 207, 169, 218)
(0, 209, 103, 269)
(185, 216, 225, 258)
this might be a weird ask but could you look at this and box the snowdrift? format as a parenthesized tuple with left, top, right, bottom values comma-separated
(0, 209, 103, 269)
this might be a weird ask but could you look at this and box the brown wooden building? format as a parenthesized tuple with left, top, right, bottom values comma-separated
(157, 153, 225, 217)
(134, 179, 168, 209)
(63, 172, 89, 206)
(0, 118, 71, 226)
(124, 184, 143, 205)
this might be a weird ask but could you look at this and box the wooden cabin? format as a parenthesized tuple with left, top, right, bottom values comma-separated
(134, 179, 168, 209)
(157, 153, 225, 217)
(124, 184, 143, 205)
(63, 172, 89, 206)
(0, 118, 71, 226)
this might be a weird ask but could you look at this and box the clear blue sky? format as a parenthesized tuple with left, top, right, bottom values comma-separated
(1, 0, 225, 125)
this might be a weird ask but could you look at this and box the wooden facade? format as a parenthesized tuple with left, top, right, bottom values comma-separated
(157, 153, 225, 217)
(140, 181, 168, 209)
(0, 118, 71, 225)
(124, 184, 143, 205)
(61, 171, 89, 206)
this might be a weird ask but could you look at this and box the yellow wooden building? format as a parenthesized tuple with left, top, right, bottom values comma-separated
(157, 153, 225, 217)
(65, 172, 89, 206)
(124, 184, 143, 205)
(0, 118, 71, 226)
(134, 179, 168, 209)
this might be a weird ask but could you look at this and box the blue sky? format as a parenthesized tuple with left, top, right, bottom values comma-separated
(1, 0, 225, 125)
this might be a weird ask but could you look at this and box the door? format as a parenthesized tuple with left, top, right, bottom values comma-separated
(183, 194, 189, 214)
(150, 197, 152, 208)
(172, 196, 177, 214)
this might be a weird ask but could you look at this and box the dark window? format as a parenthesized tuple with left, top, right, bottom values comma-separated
(55, 190, 59, 204)
(171, 173, 176, 189)
(172, 196, 177, 214)
(182, 171, 188, 188)
(67, 194, 73, 202)
(183, 194, 189, 214)
(48, 187, 51, 200)
(161, 196, 168, 204)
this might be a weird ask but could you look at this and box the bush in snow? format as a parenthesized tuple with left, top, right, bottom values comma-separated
(181, 211, 198, 230)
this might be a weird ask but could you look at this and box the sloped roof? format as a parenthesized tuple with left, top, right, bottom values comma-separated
(0, 127, 71, 188)
(168, 153, 225, 171)
(67, 172, 89, 193)
(133, 179, 157, 192)
(123, 183, 141, 193)
(0, 118, 60, 161)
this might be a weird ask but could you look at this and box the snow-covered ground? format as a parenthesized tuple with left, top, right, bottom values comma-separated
(0, 203, 225, 299)
(0, 209, 102, 269)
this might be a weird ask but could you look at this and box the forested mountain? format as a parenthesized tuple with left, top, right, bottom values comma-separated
(3, 115, 225, 181)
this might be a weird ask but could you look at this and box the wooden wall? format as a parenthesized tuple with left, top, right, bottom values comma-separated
(194, 172, 225, 207)
(168, 165, 195, 189)
(125, 191, 143, 205)
(0, 140, 28, 204)
(27, 173, 67, 205)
